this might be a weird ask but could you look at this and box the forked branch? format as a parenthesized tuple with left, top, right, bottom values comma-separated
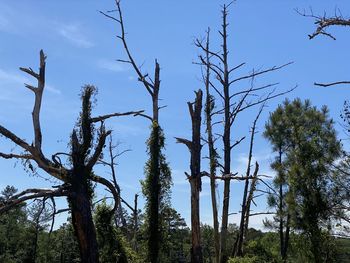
(296, 8, 350, 40)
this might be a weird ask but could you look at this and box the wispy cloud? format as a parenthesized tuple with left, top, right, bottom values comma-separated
(46, 84, 61, 95)
(97, 59, 126, 72)
(233, 151, 275, 178)
(172, 169, 187, 186)
(0, 68, 61, 95)
(0, 68, 26, 84)
(58, 23, 94, 48)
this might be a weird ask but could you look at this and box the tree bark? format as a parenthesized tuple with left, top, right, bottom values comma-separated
(282, 213, 290, 261)
(132, 193, 139, 251)
(68, 178, 99, 263)
(220, 6, 231, 262)
(190, 176, 202, 263)
(189, 90, 203, 263)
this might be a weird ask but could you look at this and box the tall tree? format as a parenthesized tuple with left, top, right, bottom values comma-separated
(264, 105, 293, 261)
(101, 1, 172, 261)
(265, 98, 342, 262)
(176, 89, 204, 263)
(202, 28, 220, 263)
(195, 4, 293, 262)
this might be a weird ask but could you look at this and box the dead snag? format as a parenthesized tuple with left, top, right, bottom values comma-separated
(176, 89, 203, 263)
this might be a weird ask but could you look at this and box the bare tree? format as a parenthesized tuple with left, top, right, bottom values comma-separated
(0, 50, 143, 262)
(98, 137, 130, 230)
(176, 89, 204, 263)
(196, 4, 293, 262)
(98, 136, 141, 249)
(202, 28, 220, 263)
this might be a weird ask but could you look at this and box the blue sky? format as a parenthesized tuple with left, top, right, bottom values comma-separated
(0, 0, 349, 230)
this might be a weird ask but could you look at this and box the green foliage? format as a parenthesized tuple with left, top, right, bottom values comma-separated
(228, 256, 260, 263)
(335, 238, 350, 262)
(159, 207, 189, 262)
(0, 186, 35, 262)
(141, 121, 172, 262)
(95, 200, 140, 263)
(43, 222, 80, 263)
(265, 98, 342, 262)
(201, 224, 214, 262)
(142, 122, 172, 210)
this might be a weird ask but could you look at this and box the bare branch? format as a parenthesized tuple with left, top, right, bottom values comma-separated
(249, 211, 276, 216)
(314, 81, 350, 87)
(0, 125, 32, 152)
(229, 83, 279, 100)
(235, 85, 297, 115)
(228, 62, 245, 74)
(296, 9, 350, 40)
(91, 110, 146, 123)
(229, 62, 293, 85)
(91, 174, 119, 214)
(0, 186, 67, 214)
(0, 152, 33, 160)
(195, 38, 225, 64)
(175, 137, 192, 150)
(102, 0, 155, 96)
(230, 136, 246, 150)
(86, 128, 112, 170)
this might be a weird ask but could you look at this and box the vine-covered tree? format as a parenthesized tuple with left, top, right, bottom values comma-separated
(0, 50, 143, 262)
(101, 1, 173, 261)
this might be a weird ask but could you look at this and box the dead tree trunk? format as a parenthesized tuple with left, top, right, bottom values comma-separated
(195, 3, 292, 258)
(68, 177, 99, 263)
(234, 107, 263, 257)
(243, 162, 259, 240)
(220, 6, 232, 261)
(176, 89, 203, 263)
(203, 29, 220, 263)
(132, 193, 139, 251)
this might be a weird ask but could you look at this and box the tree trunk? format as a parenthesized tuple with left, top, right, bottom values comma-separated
(190, 177, 203, 263)
(68, 180, 99, 263)
(210, 167, 220, 263)
(220, 6, 231, 262)
(234, 172, 250, 257)
(203, 28, 220, 263)
(279, 182, 285, 259)
(176, 90, 203, 263)
(189, 90, 203, 263)
(282, 213, 290, 261)
(132, 193, 139, 251)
